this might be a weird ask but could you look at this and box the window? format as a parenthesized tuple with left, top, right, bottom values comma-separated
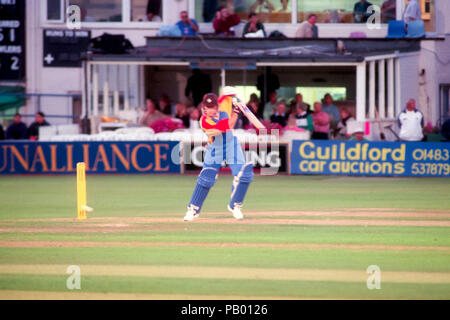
(68, 0, 123, 22)
(440, 85, 450, 124)
(297, 0, 395, 24)
(130, 0, 162, 22)
(194, 0, 291, 23)
(296, 87, 347, 107)
(46, 0, 64, 22)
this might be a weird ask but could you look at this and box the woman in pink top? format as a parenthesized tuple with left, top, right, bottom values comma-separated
(311, 102, 330, 140)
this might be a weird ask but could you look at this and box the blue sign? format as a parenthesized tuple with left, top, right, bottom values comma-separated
(291, 140, 450, 177)
(0, 141, 180, 175)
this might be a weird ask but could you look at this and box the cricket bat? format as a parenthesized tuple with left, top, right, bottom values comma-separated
(231, 97, 266, 130)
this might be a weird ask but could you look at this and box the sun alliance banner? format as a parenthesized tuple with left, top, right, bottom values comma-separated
(291, 140, 450, 177)
(0, 141, 180, 174)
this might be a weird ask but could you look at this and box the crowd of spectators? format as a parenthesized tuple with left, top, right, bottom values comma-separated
(135, 86, 367, 141)
(0, 112, 51, 141)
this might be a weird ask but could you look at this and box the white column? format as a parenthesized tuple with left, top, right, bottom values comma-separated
(378, 59, 386, 119)
(369, 61, 376, 119)
(387, 58, 395, 118)
(103, 81, 109, 116)
(221, 68, 226, 89)
(292, 0, 298, 24)
(395, 58, 401, 117)
(113, 91, 120, 115)
(356, 62, 367, 121)
(93, 65, 99, 116)
(122, 0, 131, 23)
(124, 65, 130, 111)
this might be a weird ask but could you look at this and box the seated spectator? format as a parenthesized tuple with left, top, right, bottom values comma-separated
(248, 93, 260, 108)
(270, 101, 288, 127)
(295, 102, 314, 133)
(322, 93, 341, 133)
(353, 0, 373, 23)
(0, 123, 4, 140)
(243, 101, 264, 129)
(349, 128, 367, 141)
(403, 0, 421, 26)
(158, 93, 174, 116)
(213, 7, 241, 36)
(441, 117, 450, 141)
(176, 10, 199, 36)
(243, 13, 266, 38)
(174, 103, 190, 128)
(295, 14, 318, 38)
(27, 112, 50, 140)
(336, 107, 356, 139)
(311, 102, 330, 140)
(185, 69, 212, 107)
(263, 91, 279, 120)
(139, 98, 166, 127)
(189, 107, 201, 129)
(6, 113, 27, 140)
(284, 115, 306, 132)
(397, 99, 424, 141)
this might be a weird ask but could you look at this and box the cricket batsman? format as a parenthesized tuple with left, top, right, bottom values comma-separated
(184, 87, 254, 221)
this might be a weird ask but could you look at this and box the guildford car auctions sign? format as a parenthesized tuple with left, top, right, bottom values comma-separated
(0, 0, 25, 80)
(0, 141, 180, 174)
(291, 140, 450, 177)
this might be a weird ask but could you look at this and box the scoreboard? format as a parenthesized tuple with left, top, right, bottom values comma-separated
(0, 0, 25, 81)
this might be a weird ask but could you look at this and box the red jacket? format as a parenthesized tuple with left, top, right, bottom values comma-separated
(213, 14, 241, 35)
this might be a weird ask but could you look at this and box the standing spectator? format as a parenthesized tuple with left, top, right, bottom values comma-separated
(174, 103, 190, 128)
(185, 69, 212, 107)
(213, 7, 241, 36)
(381, 0, 396, 23)
(295, 102, 314, 134)
(270, 101, 288, 127)
(256, 66, 280, 107)
(203, 0, 218, 22)
(291, 93, 310, 115)
(247, 93, 261, 110)
(250, 0, 275, 13)
(311, 102, 330, 140)
(0, 123, 4, 140)
(353, 0, 373, 23)
(243, 13, 266, 37)
(263, 91, 279, 120)
(158, 93, 174, 116)
(6, 113, 27, 140)
(397, 99, 424, 141)
(176, 11, 199, 36)
(139, 98, 166, 127)
(322, 93, 341, 133)
(27, 112, 50, 140)
(295, 14, 318, 38)
(336, 107, 356, 139)
(145, 0, 162, 21)
(403, 0, 421, 26)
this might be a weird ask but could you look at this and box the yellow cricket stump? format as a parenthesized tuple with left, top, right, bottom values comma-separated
(77, 162, 89, 220)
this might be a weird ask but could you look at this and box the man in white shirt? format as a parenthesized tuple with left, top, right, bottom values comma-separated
(397, 99, 424, 141)
(403, 0, 422, 25)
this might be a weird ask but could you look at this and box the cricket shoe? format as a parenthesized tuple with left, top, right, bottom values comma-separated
(183, 205, 199, 222)
(228, 203, 244, 220)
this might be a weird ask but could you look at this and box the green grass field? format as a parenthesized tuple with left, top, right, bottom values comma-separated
(0, 175, 449, 299)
